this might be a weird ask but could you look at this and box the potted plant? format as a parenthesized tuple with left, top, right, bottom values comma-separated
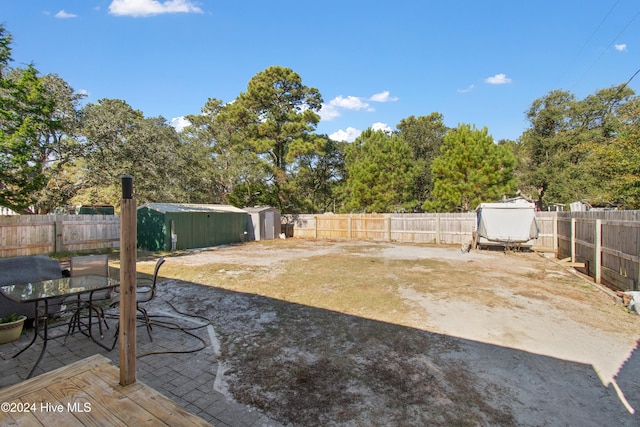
(0, 314, 27, 344)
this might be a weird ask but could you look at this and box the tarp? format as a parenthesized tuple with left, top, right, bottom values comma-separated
(476, 201, 539, 244)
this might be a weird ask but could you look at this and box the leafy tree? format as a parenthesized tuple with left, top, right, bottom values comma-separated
(28, 73, 85, 213)
(289, 136, 345, 213)
(226, 181, 278, 208)
(0, 24, 12, 77)
(341, 129, 419, 213)
(184, 97, 270, 205)
(0, 25, 83, 213)
(396, 113, 447, 206)
(588, 96, 640, 208)
(0, 66, 47, 212)
(518, 89, 575, 209)
(519, 85, 636, 209)
(424, 124, 517, 212)
(76, 99, 189, 207)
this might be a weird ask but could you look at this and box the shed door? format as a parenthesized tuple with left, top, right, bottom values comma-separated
(264, 211, 275, 239)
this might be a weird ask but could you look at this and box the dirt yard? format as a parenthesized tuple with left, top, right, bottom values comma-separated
(141, 239, 640, 426)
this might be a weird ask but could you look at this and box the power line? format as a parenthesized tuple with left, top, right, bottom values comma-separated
(622, 67, 640, 88)
(613, 66, 640, 99)
(560, 0, 621, 84)
(572, 7, 640, 90)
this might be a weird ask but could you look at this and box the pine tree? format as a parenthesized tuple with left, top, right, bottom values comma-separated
(424, 124, 516, 212)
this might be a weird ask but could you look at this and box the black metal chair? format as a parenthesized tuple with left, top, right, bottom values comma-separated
(65, 254, 112, 338)
(111, 257, 165, 341)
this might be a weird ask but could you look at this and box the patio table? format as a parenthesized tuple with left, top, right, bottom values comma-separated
(0, 275, 119, 378)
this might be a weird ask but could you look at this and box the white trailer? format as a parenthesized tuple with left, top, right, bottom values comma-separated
(475, 199, 539, 250)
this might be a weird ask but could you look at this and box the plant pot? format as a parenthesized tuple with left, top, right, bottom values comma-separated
(0, 315, 27, 344)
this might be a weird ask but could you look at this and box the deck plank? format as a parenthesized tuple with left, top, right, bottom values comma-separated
(0, 354, 212, 427)
(46, 375, 127, 427)
(69, 370, 168, 426)
(21, 388, 84, 427)
(0, 355, 108, 402)
(0, 397, 44, 426)
(95, 363, 212, 427)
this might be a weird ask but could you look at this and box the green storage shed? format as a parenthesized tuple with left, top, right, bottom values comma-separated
(137, 203, 248, 251)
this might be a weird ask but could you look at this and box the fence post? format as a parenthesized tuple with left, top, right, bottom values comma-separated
(55, 220, 63, 253)
(435, 214, 441, 245)
(595, 219, 602, 284)
(348, 216, 352, 240)
(313, 215, 318, 239)
(571, 218, 577, 263)
(553, 215, 558, 257)
(387, 216, 392, 242)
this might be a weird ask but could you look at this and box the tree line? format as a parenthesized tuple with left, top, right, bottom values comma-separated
(1, 25, 639, 214)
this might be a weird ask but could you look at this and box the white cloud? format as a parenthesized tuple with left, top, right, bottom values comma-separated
(109, 0, 203, 17)
(369, 91, 399, 103)
(371, 122, 392, 134)
(319, 104, 341, 121)
(330, 95, 370, 111)
(320, 94, 373, 122)
(484, 73, 512, 85)
(320, 91, 396, 123)
(329, 127, 361, 143)
(328, 123, 393, 142)
(457, 84, 475, 93)
(170, 116, 191, 132)
(55, 10, 78, 18)
(615, 44, 627, 52)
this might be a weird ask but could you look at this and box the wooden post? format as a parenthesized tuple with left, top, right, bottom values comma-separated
(313, 215, 318, 239)
(386, 215, 392, 242)
(553, 215, 558, 257)
(348, 217, 352, 240)
(595, 219, 602, 284)
(55, 220, 63, 253)
(571, 218, 577, 264)
(435, 214, 441, 245)
(637, 225, 640, 292)
(119, 175, 137, 386)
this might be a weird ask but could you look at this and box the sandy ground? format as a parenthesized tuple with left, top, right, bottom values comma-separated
(154, 240, 640, 426)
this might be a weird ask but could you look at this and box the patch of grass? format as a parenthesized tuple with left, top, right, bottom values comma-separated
(150, 240, 640, 426)
(221, 296, 516, 426)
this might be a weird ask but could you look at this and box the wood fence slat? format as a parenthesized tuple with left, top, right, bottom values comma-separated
(0, 215, 120, 258)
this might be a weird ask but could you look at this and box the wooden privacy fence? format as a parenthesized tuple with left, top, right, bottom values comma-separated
(287, 211, 640, 291)
(557, 211, 640, 292)
(4, 211, 639, 291)
(285, 212, 558, 250)
(0, 215, 120, 258)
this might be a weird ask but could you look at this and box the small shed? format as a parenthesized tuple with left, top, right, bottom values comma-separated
(475, 198, 539, 249)
(137, 203, 248, 251)
(244, 206, 281, 241)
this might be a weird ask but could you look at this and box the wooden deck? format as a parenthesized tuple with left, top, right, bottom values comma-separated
(0, 354, 212, 426)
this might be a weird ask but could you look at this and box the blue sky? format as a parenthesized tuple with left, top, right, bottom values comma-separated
(1, 1, 639, 142)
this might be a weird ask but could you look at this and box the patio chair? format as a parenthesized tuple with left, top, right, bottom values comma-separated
(111, 257, 165, 341)
(65, 254, 111, 337)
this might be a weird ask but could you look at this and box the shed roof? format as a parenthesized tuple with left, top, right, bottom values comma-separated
(138, 203, 247, 214)
(243, 206, 280, 213)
